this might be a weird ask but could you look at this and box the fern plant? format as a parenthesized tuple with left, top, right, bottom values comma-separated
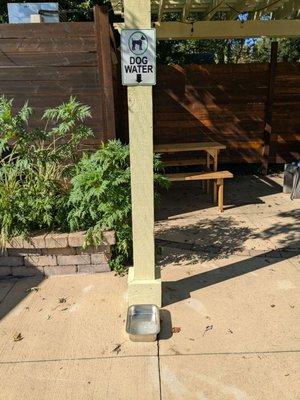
(68, 140, 170, 273)
(0, 96, 170, 272)
(0, 96, 93, 245)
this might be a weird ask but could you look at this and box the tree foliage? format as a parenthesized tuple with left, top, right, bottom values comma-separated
(157, 37, 300, 65)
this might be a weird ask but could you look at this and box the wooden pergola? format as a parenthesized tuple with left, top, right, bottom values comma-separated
(113, 0, 300, 39)
(111, 0, 299, 308)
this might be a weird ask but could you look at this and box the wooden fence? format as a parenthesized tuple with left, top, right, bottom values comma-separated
(0, 12, 299, 166)
(272, 63, 300, 164)
(0, 6, 117, 149)
(122, 61, 299, 166)
(153, 62, 300, 165)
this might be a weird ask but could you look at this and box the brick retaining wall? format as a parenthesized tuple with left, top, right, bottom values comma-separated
(0, 231, 115, 277)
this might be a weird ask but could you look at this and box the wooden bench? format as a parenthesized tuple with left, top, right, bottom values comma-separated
(166, 171, 233, 212)
(154, 142, 226, 153)
(163, 158, 206, 167)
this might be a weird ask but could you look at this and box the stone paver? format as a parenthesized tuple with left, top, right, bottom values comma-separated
(160, 353, 300, 400)
(160, 256, 299, 355)
(0, 274, 157, 363)
(0, 357, 160, 400)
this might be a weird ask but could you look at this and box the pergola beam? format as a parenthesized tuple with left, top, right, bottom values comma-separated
(153, 19, 300, 39)
(226, 0, 255, 20)
(253, 0, 290, 19)
(112, 0, 300, 21)
(182, 0, 193, 21)
(203, 0, 225, 20)
(158, 0, 167, 22)
(115, 19, 300, 38)
(272, 0, 300, 19)
(154, 0, 295, 19)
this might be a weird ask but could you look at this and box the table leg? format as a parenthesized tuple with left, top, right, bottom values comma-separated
(217, 178, 224, 212)
(213, 150, 218, 203)
(206, 152, 210, 194)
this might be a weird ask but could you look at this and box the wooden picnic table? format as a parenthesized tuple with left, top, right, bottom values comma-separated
(154, 141, 230, 211)
(154, 141, 226, 173)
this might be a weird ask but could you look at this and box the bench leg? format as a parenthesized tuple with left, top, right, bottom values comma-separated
(213, 180, 217, 203)
(217, 178, 224, 212)
(206, 153, 210, 194)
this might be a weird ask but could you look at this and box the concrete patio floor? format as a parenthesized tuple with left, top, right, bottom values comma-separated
(0, 174, 299, 399)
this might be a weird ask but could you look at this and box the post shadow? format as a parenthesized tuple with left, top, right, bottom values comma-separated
(158, 309, 173, 340)
(162, 243, 299, 307)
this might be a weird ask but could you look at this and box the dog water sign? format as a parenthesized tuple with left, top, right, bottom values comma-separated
(121, 29, 156, 86)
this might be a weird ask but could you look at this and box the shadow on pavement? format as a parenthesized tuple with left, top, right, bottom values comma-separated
(158, 309, 173, 340)
(156, 175, 283, 219)
(162, 245, 298, 307)
(162, 210, 299, 306)
(156, 216, 253, 265)
(0, 273, 44, 321)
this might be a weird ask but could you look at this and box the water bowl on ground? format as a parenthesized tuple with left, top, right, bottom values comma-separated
(126, 304, 160, 342)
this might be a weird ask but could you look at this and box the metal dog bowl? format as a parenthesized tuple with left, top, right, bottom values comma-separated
(126, 304, 160, 342)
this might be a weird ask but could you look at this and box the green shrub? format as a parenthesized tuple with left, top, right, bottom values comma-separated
(67, 140, 170, 273)
(0, 96, 93, 245)
(0, 96, 170, 273)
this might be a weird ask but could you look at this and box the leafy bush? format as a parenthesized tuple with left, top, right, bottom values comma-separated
(0, 96, 170, 272)
(68, 140, 170, 273)
(0, 96, 93, 245)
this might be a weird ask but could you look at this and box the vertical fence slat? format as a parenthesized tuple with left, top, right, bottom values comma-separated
(93, 5, 116, 141)
(262, 41, 278, 173)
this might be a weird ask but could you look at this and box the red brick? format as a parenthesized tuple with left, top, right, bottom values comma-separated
(8, 248, 41, 256)
(5, 235, 46, 249)
(76, 245, 109, 255)
(44, 233, 68, 248)
(25, 255, 57, 267)
(44, 266, 77, 276)
(0, 267, 11, 276)
(103, 231, 115, 245)
(77, 263, 110, 274)
(68, 232, 85, 247)
(91, 253, 109, 264)
(12, 266, 42, 277)
(42, 247, 76, 256)
(5, 237, 24, 249)
(0, 256, 23, 267)
(57, 255, 90, 266)
(24, 234, 47, 249)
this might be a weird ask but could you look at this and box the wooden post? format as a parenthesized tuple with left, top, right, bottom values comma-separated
(94, 6, 116, 141)
(217, 178, 224, 212)
(213, 149, 218, 203)
(124, 0, 161, 307)
(206, 153, 210, 194)
(262, 41, 278, 174)
(30, 14, 43, 23)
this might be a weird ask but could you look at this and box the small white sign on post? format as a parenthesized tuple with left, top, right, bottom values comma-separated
(121, 29, 156, 86)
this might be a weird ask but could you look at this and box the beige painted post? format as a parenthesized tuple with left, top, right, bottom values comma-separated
(124, 0, 161, 307)
(30, 14, 43, 23)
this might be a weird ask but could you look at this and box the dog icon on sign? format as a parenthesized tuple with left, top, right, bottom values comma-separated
(129, 31, 148, 55)
(131, 34, 146, 51)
